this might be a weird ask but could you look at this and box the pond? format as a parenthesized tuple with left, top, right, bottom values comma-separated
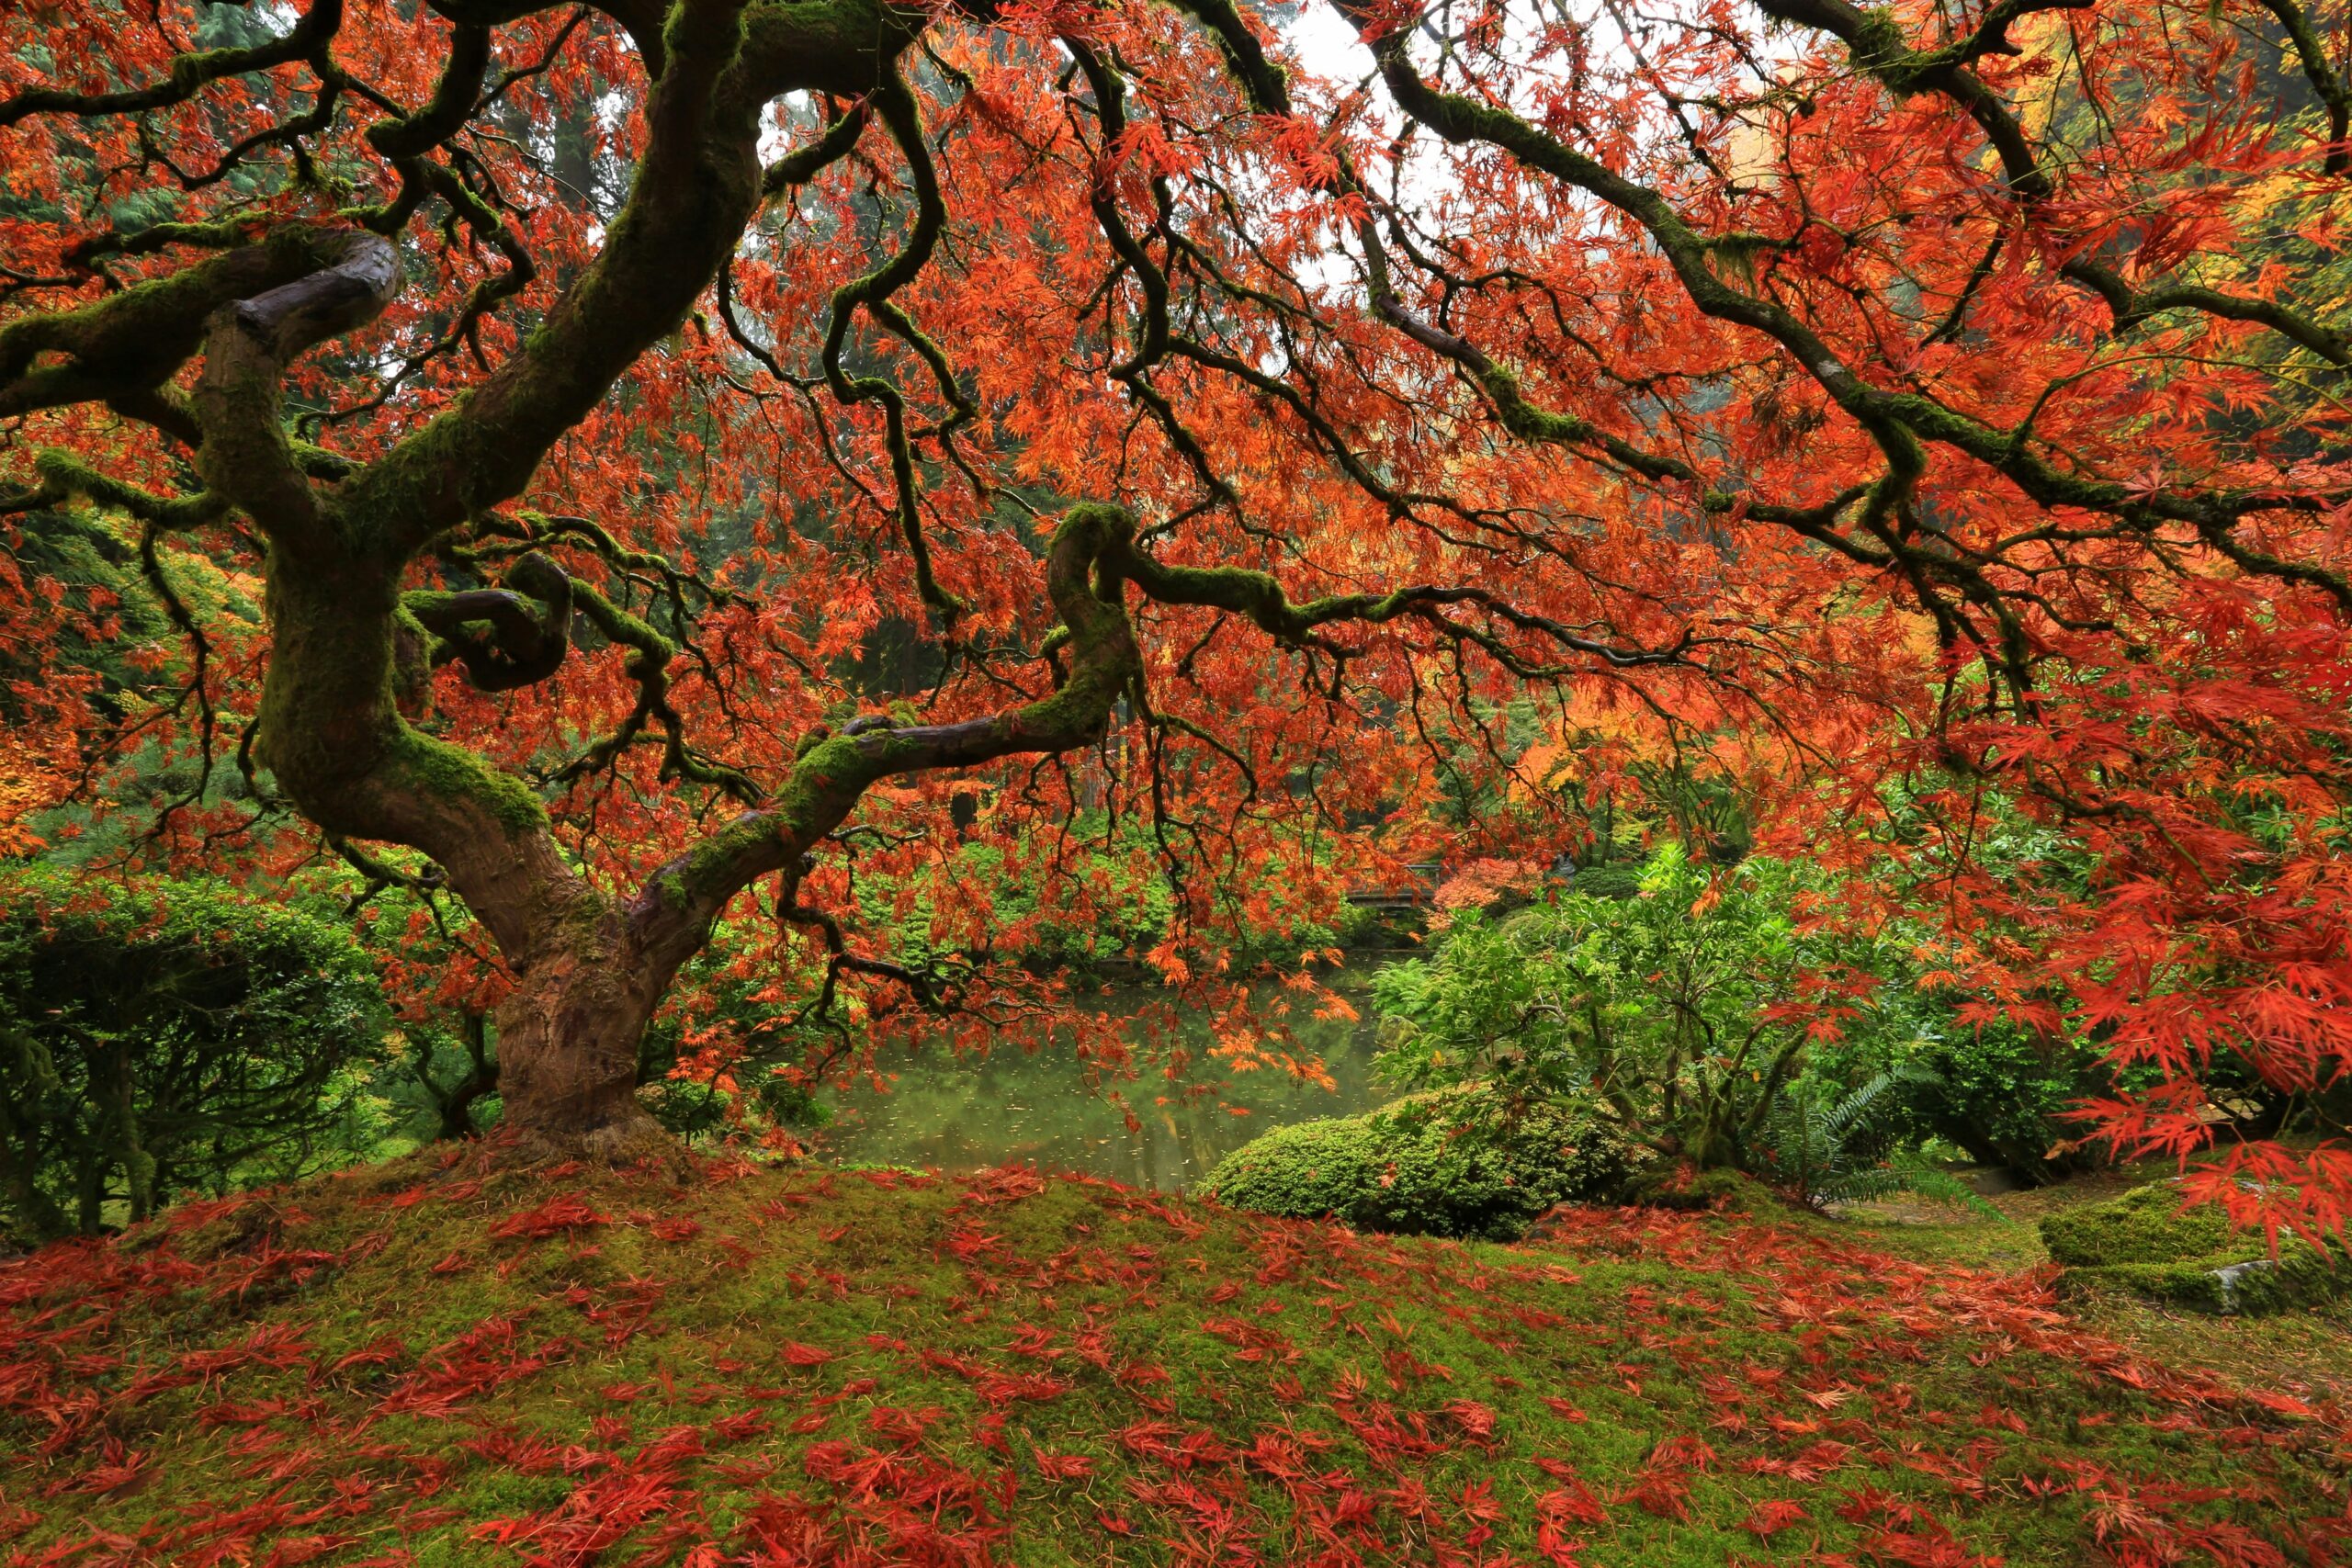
(815, 974, 1394, 1190)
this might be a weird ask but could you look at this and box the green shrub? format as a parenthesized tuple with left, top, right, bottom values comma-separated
(1202, 1089, 1629, 1240)
(1559, 862, 1645, 901)
(2039, 1183, 2348, 1315)
(1369, 844, 2100, 1211)
(0, 869, 394, 1242)
(1374, 846, 1875, 1173)
(1916, 1029, 2100, 1179)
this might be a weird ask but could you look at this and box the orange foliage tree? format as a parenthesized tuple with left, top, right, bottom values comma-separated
(4, 0, 2349, 1223)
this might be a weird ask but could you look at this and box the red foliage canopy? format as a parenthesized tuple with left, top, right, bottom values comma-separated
(2, 0, 2349, 1219)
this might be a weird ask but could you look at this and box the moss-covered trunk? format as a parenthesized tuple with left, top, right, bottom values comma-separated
(492, 964, 660, 1153)
(492, 905, 669, 1158)
(254, 558, 678, 1156)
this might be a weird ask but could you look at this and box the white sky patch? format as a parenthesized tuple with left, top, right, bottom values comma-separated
(1285, 4, 1380, 84)
(758, 91, 815, 167)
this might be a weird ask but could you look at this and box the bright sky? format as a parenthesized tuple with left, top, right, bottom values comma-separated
(1285, 5, 1379, 84)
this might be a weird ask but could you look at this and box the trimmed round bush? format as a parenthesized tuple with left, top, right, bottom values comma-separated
(2040, 1182, 2347, 1315)
(1202, 1089, 1628, 1240)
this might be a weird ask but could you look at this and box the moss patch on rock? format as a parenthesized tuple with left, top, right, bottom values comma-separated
(2039, 1182, 2348, 1315)
(1201, 1088, 1629, 1240)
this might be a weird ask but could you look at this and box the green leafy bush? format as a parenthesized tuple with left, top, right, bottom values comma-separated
(1202, 1088, 1629, 1239)
(1908, 1028, 2106, 1178)
(2040, 1183, 2348, 1315)
(1825, 783, 2134, 1184)
(1369, 845, 2072, 1208)
(1374, 845, 1864, 1173)
(1814, 979, 2116, 1185)
(0, 869, 394, 1242)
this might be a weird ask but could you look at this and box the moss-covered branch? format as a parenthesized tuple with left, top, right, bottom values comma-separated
(549, 580, 762, 804)
(0, 225, 356, 427)
(0, 0, 345, 128)
(405, 550, 573, 691)
(631, 502, 1141, 974)
(192, 229, 401, 552)
(628, 499, 1702, 974)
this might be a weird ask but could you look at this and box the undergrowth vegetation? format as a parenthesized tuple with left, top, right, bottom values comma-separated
(1223, 842, 2138, 1231)
(0, 869, 399, 1241)
(2, 1158, 2346, 1567)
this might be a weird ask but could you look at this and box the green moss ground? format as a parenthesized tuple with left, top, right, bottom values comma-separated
(2, 1154, 2346, 1566)
(1834, 1164, 2352, 1411)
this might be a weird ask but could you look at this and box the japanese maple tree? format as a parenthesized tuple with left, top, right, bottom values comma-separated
(4, 0, 2348, 1225)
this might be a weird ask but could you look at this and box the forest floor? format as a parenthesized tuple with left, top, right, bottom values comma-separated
(2, 1151, 2346, 1568)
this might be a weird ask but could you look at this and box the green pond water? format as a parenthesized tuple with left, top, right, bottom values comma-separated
(815, 976, 1392, 1191)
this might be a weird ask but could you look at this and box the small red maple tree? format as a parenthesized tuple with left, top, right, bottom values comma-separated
(3, 0, 2348, 1225)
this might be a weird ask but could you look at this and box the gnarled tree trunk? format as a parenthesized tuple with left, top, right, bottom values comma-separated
(491, 931, 666, 1160)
